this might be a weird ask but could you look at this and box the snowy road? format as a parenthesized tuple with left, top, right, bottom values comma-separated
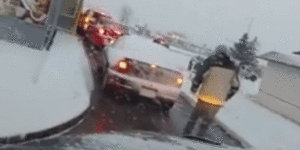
(1, 41, 245, 149)
(61, 41, 245, 148)
(11, 75, 245, 149)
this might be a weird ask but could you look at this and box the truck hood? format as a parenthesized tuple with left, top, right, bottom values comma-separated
(0, 31, 92, 137)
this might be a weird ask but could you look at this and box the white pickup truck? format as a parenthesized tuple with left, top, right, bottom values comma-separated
(102, 34, 192, 111)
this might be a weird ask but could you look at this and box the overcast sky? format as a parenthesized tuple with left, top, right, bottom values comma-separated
(85, 0, 300, 55)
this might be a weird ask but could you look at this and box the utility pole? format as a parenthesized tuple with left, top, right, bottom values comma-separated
(247, 18, 254, 36)
(120, 5, 132, 25)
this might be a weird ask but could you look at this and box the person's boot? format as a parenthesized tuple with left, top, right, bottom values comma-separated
(197, 123, 209, 137)
(183, 121, 196, 135)
(190, 83, 198, 94)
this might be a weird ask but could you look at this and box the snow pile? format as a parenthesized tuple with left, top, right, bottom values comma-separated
(239, 77, 261, 97)
(218, 87, 300, 150)
(180, 75, 300, 150)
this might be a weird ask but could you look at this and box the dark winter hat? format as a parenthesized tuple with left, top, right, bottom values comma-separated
(214, 45, 231, 58)
(215, 45, 229, 54)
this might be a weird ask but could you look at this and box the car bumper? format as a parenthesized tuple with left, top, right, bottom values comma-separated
(105, 69, 181, 102)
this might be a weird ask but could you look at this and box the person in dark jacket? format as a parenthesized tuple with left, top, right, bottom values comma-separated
(188, 56, 204, 73)
(183, 45, 240, 136)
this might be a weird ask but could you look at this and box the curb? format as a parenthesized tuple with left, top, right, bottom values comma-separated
(179, 92, 255, 149)
(214, 118, 254, 149)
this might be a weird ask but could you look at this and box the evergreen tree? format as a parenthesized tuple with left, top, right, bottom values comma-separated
(230, 33, 258, 62)
(230, 33, 263, 77)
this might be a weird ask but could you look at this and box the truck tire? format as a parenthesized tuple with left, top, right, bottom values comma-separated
(93, 67, 104, 83)
(161, 100, 174, 117)
(101, 72, 114, 97)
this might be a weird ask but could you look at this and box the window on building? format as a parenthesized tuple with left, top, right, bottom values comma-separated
(60, 0, 79, 18)
(1, 0, 52, 26)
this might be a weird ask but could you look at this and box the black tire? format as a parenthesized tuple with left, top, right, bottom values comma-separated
(103, 84, 114, 97)
(93, 67, 104, 83)
(161, 100, 174, 111)
(101, 72, 115, 97)
(250, 75, 257, 82)
(161, 101, 173, 118)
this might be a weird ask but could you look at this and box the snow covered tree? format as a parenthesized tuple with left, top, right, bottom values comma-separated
(230, 33, 258, 62)
(230, 33, 263, 78)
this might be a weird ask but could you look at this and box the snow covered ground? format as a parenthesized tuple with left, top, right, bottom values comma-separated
(108, 34, 300, 149)
(1, 28, 298, 149)
(81, 1, 300, 148)
(0, 31, 92, 137)
(180, 72, 300, 150)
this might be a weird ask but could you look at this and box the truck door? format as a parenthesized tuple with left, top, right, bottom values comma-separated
(0, 0, 62, 50)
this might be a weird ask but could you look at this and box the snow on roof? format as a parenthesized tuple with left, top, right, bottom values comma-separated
(258, 51, 300, 68)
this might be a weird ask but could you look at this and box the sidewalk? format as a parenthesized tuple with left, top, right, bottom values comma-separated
(180, 74, 300, 150)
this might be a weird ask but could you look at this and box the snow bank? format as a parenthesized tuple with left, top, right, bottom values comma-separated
(180, 75, 300, 150)
(63, 132, 246, 150)
(239, 77, 261, 97)
(219, 91, 300, 150)
(0, 31, 92, 137)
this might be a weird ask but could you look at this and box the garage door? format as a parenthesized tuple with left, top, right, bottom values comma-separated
(260, 62, 300, 107)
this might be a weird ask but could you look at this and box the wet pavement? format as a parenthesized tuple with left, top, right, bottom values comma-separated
(63, 77, 244, 148)
(0, 41, 245, 149)
(0, 76, 245, 150)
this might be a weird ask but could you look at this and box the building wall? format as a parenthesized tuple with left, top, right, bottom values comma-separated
(256, 60, 300, 123)
(57, 0, 83, 34)
(260, 61, 300, 106)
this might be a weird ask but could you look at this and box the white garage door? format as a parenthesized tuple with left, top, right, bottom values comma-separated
(260, 62, 300, 107)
